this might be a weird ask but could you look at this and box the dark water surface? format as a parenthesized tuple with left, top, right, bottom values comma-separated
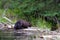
(0, 29, 35, 40)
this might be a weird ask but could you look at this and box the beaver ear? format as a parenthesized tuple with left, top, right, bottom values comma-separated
(29, 23, 32, 27)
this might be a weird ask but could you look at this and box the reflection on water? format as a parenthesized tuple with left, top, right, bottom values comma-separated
(0, 29, 35, 40)
(14, 33, 33, 40)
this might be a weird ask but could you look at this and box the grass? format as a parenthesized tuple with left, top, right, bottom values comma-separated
(30, 18, 51, 30)
(0, 9, 52, 30)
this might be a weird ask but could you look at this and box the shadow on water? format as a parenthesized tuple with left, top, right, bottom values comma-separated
(0, 29, 35, 40)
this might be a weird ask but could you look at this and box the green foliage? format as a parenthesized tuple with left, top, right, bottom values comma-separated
(0, 0, 60, 29)
(0, 17, 8, 23)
